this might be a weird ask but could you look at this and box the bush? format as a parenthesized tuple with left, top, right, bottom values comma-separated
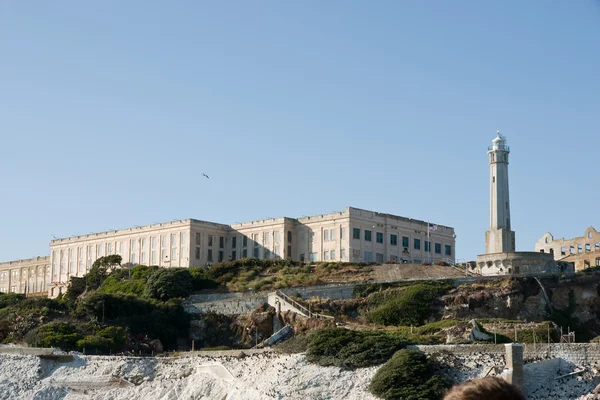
(369, 349, 451, 400)
(25, 322, 84, 351)
(188, 268, 220, 291)
(366, 283, 451, 326)
(307, 328, 406, 369)
(0, 293, 25, 309)
(145, 268, 193, 300)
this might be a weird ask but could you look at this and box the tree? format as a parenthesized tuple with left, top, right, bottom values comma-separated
(86, 255, 122, 290)
(144, 268, 193, 301)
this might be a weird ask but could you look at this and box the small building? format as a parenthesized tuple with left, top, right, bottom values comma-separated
(535, 227, 600, 271)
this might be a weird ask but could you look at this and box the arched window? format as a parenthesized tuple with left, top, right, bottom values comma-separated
(545, 237, 549, 244)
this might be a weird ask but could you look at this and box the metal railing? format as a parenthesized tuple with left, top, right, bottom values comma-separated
(275, 290, 334, 320)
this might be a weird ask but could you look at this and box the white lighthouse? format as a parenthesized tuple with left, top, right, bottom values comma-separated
(476, 131, 566, 276)
(485, 131, 515, 253)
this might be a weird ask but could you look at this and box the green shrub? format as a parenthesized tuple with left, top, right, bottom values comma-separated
(145, 268, 193, 300)
(188, 268, 219, 291)
(25, 322, 84, 351)
(369, 349, 451, 400)
(366, 283, 450, 326)
(0, 293, 25, 309)
(307, 328, 406, 369)
(77, 335, 114, 353)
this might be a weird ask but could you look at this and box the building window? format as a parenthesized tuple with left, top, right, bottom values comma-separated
(107, 243, 113, 254)
(309, 252, 317, 262)
(376, 232, 383, 244)
(182, 232, 188, 246)
(242, 249, 248, 258)
(445, 245, 452, 256)
(324, 230, 329, 241)
(376, 253, 384, 263)
(435, 243, 441, 254)
(275, 231, 280, 244)
(329, 229, 335, 242)
(253, 233, 259, 245)
(364, 251, 373, 261)
(596, 243, 600, 250)
(353, 228, 360, 240)
(586, 244, 591, 252)
(219, 236, 224, 249)
(131, 253, 137, 264)
(195, 247, 200, 260)
(274, 245, 280, 257)
(131, 239, 138, 251)
(324, 251, 329, 261)
(561, 247, 567, 256)
(589, 231, 594, 239)
(287, 245, 291, 258)
(414, 259, 422, 264)
(578, 244, 583, 253)
(570, 246, 575, 254)
(288, 231, 292, 243)
(196, 233, 201, 245)
(390, 234, 398, 246)
(414, 239, 421, 250)
(340, 249, 346, 260)
(365, 230, 372, 242)
(403, 236, 409, 248)
(161, 235, 168, 247)
(330, 250, 335, 260)
(243, 236, 248, 247)
(232, 236, 237, 249)
(171, 248, 177, 260)
(253, 248, 259, 258)
(208, 235, 213, 247)
(207, 249, 213, 262)
(141, 238, 147, 250)
(264, 232, 270, 246)
(119, 242, 124, 253)
(264, 249, 271, 259)
(341, 227, 347, 239)
(425, 241, 431, 252)
(141, 253, 147, 264)
(151, 251, 157, 264)
(171, 233, 177, 246)
(231, 251, 236, 261)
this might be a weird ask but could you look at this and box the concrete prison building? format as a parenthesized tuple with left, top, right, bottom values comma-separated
(1, 206, 455, 298)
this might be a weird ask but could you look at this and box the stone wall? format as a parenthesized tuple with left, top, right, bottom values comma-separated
(411, 343, 600, 366)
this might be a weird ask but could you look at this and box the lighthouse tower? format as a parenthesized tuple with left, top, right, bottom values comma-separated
(486, 131, 515, 253)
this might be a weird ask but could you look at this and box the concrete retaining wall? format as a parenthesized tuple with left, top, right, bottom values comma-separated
(411, 343, 600, 366)
(0, 346, 53, 356)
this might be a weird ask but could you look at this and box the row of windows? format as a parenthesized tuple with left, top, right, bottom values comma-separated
(554, 242, 600, 256)
(352, 228, 452, 255)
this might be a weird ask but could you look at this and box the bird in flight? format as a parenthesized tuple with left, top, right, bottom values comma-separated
(202, 173, 209, 179)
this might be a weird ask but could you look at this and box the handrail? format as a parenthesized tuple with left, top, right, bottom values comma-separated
(274, 290, 334, 320)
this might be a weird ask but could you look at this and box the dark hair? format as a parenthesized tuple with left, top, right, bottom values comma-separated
(443, 377, 526, 400)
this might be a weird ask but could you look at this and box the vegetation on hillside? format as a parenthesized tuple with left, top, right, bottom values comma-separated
(369, 349, 451, 400)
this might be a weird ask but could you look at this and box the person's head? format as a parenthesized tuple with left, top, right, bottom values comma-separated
(443, 377, 526, 400)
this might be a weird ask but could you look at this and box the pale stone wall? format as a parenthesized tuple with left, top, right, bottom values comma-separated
(535, 227, 600, 271)
(475, 251, 563, 276)
(0, 256, 50, 296)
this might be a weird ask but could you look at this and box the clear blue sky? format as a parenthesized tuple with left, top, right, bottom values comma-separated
(1, 1, 599, 262)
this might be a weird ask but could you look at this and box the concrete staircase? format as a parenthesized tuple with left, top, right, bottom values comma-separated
(267, 290, 334, 320)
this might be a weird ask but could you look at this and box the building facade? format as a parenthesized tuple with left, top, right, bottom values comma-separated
(0, 257, 50, 297)
(534, 227, 600, 271)
(1, 206, 455, 298)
